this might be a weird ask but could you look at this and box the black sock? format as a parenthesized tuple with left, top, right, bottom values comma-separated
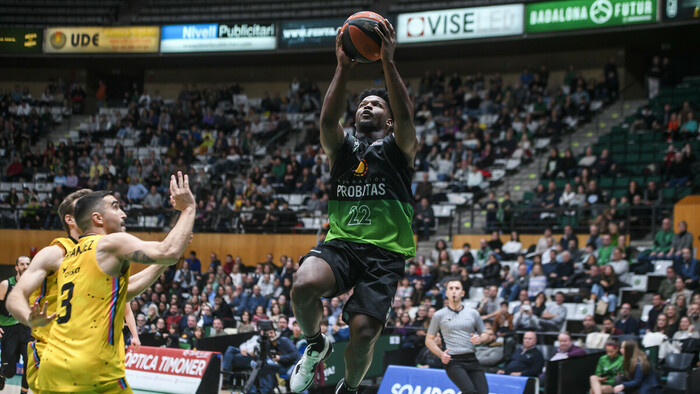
(338, 379, 357, 393)
(305, 331, 325, 351)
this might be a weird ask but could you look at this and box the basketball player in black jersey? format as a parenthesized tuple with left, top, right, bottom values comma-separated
(289, 19, 418, 394)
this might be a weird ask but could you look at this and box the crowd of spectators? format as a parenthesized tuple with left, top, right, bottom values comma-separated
(122, 212, 699, 389)
(2, 58, 623, 234)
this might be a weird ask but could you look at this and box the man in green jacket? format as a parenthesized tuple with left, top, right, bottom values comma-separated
(598, 234, 615, 265)
(633, 217, 674, 273)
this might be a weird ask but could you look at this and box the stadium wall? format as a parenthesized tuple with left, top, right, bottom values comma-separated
(0, 230, 317, 273)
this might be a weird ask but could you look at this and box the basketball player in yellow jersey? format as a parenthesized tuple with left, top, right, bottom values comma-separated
(7, 189, 181, 392)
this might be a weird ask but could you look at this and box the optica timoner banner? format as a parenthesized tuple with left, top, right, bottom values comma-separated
(44, 26, 159, 53)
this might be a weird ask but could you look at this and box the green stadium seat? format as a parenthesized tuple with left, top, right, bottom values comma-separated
(554, 179, 568, 189)
(522, 192, 534, 203)
(599, 177, 615, 189)
(663, 188, 676, 202)
(614, 177, 631, 188)
(639, 153, 655, 164)
(677, 187, 691, 200)
(611, 144, 626, 155)
(613, 189, 627, 199)
(624, 153, 640, 165)
(639, 133, 656, 143)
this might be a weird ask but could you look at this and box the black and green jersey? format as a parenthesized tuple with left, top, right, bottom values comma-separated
(0, 276, 19, 326)
(326, 134, 416, 257)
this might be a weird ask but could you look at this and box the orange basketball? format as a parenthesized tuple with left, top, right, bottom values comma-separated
(341, 11, 385, 63)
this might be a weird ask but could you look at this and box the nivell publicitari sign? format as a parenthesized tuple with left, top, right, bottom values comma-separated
(160, 23, 276, 52)
(396, 4, 524, 43)
(525, 0, 657, 33)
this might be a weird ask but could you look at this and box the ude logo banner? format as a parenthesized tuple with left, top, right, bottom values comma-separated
(44, 26, 159, 53)
(525, 0, 657, 33)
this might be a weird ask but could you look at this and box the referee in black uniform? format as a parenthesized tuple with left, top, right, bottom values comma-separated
(425, 279, 489, 394)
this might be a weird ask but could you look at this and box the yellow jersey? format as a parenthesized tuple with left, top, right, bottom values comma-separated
(36, 234, 131, 393)
(27, 237, 76, 390)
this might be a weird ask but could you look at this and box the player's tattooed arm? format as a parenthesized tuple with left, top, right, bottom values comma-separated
(123, 250, 157, 264)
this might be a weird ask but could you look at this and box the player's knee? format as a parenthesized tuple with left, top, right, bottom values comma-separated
(291, 274, 323, 300)
(352, 324, 382, 347)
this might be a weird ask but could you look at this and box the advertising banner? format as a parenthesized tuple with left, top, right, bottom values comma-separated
(160, 23, 276, 52)
(396, 4, 524, 44)
(279, 19, 344, 49)
(525, 0, 657, 33)
(663, 0, 700, 20)
(0, 28, 42, 53)
(124, 346, 220, 394)
(44, 26, 159, 53)
(378, 365, 532, 394)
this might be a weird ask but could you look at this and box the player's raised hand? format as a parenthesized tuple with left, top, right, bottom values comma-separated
(169, 171, 195, 211)
(335, 28, 356, 69)
(28, 301, 56, 328)
(441, 348, 452, 364)
(374, 18, 396, 64)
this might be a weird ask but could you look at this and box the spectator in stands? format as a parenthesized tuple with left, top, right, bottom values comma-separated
(658, 266, 678, 301)
(185, 251, 201, 275)
(680, 112, 698, 139)
(478, 285, 503, 318)
(550, 250, 575, 288)
(465, 165, 483, 193)
(669, 316, 699, 355)
(475, 327, 504, 368)
(484, 192, 499, 232)
(551, 331, 585, 360)
(498, 331, 544, 377)
(458, 243, 474, 269)
(615, 303, 639, 335)
(674, 248, 699, 289)
(597, 234, 614, 265)
(665, 305, 680, 337)
(589, 338, 623, 394)
(665, 220, 693, 259)
(636, 218, 674, 272)
(608, 247, 629, 278)
(646, 294, 667, 332)
(665, 152, 691, 187)
(586, 224, 603, 251)
(539, 291, 567, 332)
(173, 260, 197, 291)
(613, 340, 661, 394)
(671, 277, 693, 305)
(126, 176, 148, 204)
(601, 317, 622, 336)
(559, 225, 578, 251)
(674, 294, 688, 318)
(542, 148, 560, 179)
(593, 265, 620, 316)
(592, 149, 615, 177)
(413, 197, 435, 241)
(415, 332, 444, 369)
(687, 303, 700, 333)
(581, 314, 600, 335)
(528, 264, 547, 300)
